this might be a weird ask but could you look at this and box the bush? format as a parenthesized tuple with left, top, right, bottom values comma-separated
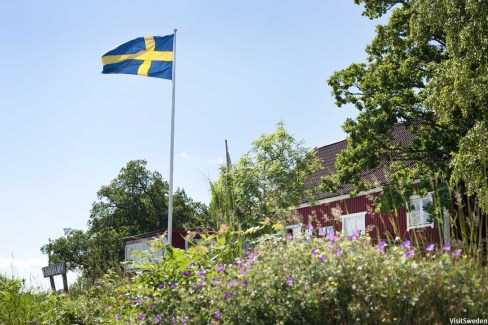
(106, 231, 488, 324)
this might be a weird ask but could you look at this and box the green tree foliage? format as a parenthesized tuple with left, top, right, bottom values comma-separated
(41, 160, 208, 279)
(327, 0, 488, 213)
(212, 122, 321, 227)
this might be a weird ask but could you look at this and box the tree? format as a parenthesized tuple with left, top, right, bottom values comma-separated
(41, 160, 208, 279)
(212, 121, 321, 227)
(326, 1, 488, 214)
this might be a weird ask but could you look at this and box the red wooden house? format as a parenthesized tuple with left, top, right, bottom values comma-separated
(296, 125, 449, 245)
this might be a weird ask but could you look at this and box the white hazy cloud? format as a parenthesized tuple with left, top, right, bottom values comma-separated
(206, 157, 225, 165)
(0, 257, 47, 271)
(178, 152, 200, 160)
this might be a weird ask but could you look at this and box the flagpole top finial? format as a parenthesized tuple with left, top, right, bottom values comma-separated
(174, 28, 177, 33)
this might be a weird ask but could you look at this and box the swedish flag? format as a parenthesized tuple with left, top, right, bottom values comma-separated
(102, 35, 174, 80)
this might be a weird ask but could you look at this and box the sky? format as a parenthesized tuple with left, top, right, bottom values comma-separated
(0, 0, 385, 289)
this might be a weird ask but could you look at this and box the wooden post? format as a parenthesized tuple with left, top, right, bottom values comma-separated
(62, 273, 68, 293)
(49, 276, 56, 292)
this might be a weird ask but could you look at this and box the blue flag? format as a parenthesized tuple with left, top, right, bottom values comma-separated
(102, 35, 174, 80)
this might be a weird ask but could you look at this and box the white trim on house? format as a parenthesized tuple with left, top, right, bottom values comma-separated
(341, 212, 366, 237)
(299, 187, 383, 208)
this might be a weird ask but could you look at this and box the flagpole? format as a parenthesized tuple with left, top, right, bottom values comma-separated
(168, 28, 177, 246)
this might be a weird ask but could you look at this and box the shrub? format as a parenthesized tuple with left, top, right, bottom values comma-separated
(106, 231, 488, 324)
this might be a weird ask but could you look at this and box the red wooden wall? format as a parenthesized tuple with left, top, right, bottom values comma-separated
(296, 194, 441, 244)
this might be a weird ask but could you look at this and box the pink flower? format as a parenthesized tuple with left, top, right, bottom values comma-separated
(443, 243, 451, 251)
(335, 249, 342, 256)
(426, 244, 435, 252)
(453, 249, 462, 257)
(319, 255, 326, 262)
(311, 248, 318, 255)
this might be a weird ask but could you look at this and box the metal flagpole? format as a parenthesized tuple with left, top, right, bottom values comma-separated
(168, 28, 177, 246)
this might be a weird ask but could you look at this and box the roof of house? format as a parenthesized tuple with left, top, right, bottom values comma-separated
(305, 123, 415, 200)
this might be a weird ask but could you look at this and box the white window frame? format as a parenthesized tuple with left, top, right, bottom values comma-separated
(285, 224, 302, 238)
(407, 194, 434, 230)
(341, 212, 366, 237)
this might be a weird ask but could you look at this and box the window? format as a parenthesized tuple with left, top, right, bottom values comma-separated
(407, 194, 434, 230)
(285, 224, 301, 238)
(341, 212, 366, 237)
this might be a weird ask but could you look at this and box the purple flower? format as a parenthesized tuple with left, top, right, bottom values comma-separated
(169, 282, 175, 289)
(237, 263, 243, 269)
(426, 244, 435, 252)
(453, 249, 462, 257)
(214, 311, 221, 319)
(348, 229, 360, 241)
(311, 248, 318, 255)
(128, 298, 133, 303)
(225, 291, 232, 298)
(171, 318, 176, 324)
(183, 271, 191, 277)
(443, 243, 451, 251)
(216, 265, 225, 273)
(402, 240, 411, 249)
(114, 314, 120, 321)
(181, 317, 188, 323)
(319, 255, 326, 262)
(228, 280, 238, 287)
(405, 248, 416, 258)
(212, 277, 220, 284)
(187, 263, 193, 268)
(196, 282, 204, 288)
(230, 258, 236, 264)
(138, 314, 145, 320)
(158, 283, 165, 289)
(135, 297, 141, 304)
(327, 229, 335, 239)
(328, 229, 340, 242)
(307, 224, 313, 231)
(318, 228, 326, 237)
(286, 276, 294, 285)
(242, 280, 249, 287)
(335, 249, 343, 256)
(286, 233, 293, 240)
(377, 240, 386, 252)
(245, 252, 251, 258)
(240, 268, 247, 275)
(196, 269, 206, 276)
(154, 315, 161, 324)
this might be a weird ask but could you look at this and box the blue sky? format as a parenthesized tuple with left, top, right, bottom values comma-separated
(0, 0, 383, 288)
